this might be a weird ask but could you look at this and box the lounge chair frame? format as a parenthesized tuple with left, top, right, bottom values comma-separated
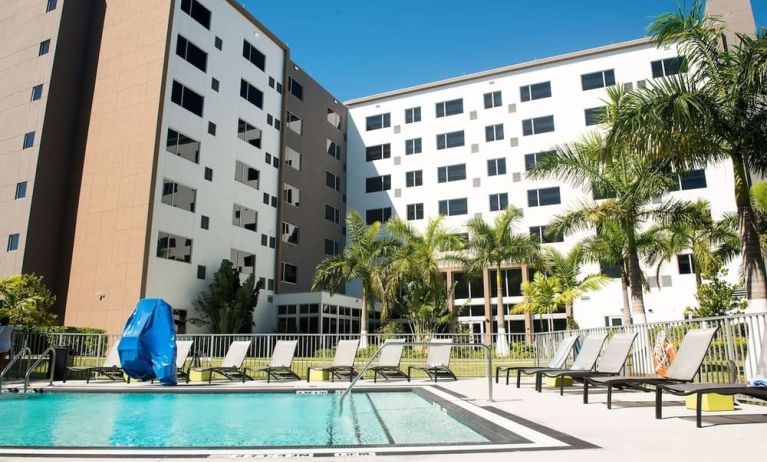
(307, 339, 359, 383)
(247, 340, 300, 383)
(407, 339, 457, 383)
(371, 339, 408, 382)
(196, 340, 253, 383)
(495, 335, 580, 386)
(65, 343, 127, 384)
(655, 382, 767, 427)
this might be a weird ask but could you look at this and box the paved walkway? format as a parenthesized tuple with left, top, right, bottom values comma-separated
(2, 377, 765, 461)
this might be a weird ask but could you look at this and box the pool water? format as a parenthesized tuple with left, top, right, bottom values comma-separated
(0, 391, 488, 447)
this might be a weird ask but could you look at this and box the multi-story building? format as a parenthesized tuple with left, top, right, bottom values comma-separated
(345, 0, 756, 337)
(0, 0, 361, 334)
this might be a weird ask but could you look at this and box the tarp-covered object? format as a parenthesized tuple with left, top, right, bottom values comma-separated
(118, 298, 177, 385)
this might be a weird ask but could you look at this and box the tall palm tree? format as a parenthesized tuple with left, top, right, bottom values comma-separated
(610, 4, 767, 310)
(384, 216, 463, 311)
(538, 245, 609, 328)
(529, 100, 701, 324)
(643, 200, 740, 286)
(462, 207, 540, 355)
(311, 211, 398, 346)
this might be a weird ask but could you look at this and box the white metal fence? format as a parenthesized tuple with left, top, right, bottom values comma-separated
(7, 313, 765, 383)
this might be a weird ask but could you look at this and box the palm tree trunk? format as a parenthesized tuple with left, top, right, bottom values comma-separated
(495, 264, 509, 356)
(621, 271, 632, 326)
(626, 232, 647, 324)
(733, 156, 767, 312)
(565, 301, 574, 328)
(360, 291, 369, 348)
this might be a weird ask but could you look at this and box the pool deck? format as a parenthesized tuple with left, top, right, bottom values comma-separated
(3, 376, 766, 461)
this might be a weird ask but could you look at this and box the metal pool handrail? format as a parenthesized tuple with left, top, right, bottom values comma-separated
(0, 346, 32, 392)
(340, 341, 494, 404)
(23, 347, 56, 393)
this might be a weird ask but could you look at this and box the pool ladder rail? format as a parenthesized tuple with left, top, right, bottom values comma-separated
(340, 341, 494, 405)
(0, 345, 55, 393)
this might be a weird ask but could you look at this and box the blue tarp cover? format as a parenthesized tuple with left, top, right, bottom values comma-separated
(118, 298, 177, 385)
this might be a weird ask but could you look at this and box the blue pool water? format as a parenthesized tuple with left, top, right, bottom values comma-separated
(0, 392, 488, 447)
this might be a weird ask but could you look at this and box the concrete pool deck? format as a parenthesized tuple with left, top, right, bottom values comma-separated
(2, 376, 765, 461)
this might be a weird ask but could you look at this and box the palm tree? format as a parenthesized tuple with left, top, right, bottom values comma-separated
(462, 207, 540, 356)
(538, 245, 609, 328)
(512, 273, 562, 333)
(610, 4, 767, 311)
(529, 97, 701, 324)
(643, 200, 740, 286)
(311, 211, 398, 346)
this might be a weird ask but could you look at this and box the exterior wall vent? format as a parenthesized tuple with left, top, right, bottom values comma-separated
(512, 172, 522, 182)
(473, 178, 481, 187)
(471, 144, 479, 153)
(508, 103, 516, 113)
(393, 125, 401, 134)
(509, 137, 519, 147)
(470, 110, 477, 120)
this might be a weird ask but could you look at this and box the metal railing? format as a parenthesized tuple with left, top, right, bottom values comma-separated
(7, 312, 764, 384)
(341, 341, 494, 403)
(23, 347, 55, 393)
(0, 346, 31, 392)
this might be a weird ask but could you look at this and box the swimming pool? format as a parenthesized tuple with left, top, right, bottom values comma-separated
(0, 387, 586, 456)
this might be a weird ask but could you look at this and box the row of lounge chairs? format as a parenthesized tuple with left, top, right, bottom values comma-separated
(64, 338, 459, 384)
(497, 327, 767, 427)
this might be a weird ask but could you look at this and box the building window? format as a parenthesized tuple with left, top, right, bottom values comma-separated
(197, 265, 206, 280)
(585, 106, 606, 126)
(489, 193, 509, 212)
(671, 169, 707, 190)
(436, 131, 465, 150)
(327, 171, 341, 191)
(231, 249, 255, 274)
(527, 187, 561, 207)
(487, 158, 506, 176)
(327, 139, 341, 159)
(7, 234, 20, 252)
(520, 82, 552, 102)
(176, 35, 207, 72)
(485, 124, 504, 142)
(31, 84, 43, 101)
(239, 79, 263, 109)
(284, 146, 301, 171)
(46, 0, 57, 12)
(405, 170, 422, 187)
(201, 215, 209, 230)
(366, 143, 391, 161)
(366, 113, 391, 131)
(204, 167, 213, 181)
(214, 36, 222, 50)
(242, 39, 265, 71)
(234, 160, 260, 189)
(324, 239, 340, 256)
(405, 107, 421, 123)
(237, 119, 262, 148)
(365, 175, 391, 193)
(166, 129, 199, 163)
(211, 78, 219, 92)
(327, 108, 342, 129)
(207, 121, 216, 136)
(285, 76, 302, 100)
(156, 231, 192, 263)
(325, 204, 340, 223)
(524, 150, 555, 171)
(581, 69, 616, 91)
(522, 116, 555, 136)
(161, 180, 196, 212)
(438, 198, 468, 216)
(281, 262, 298, 284)
(38, 40, 50, 56)
(180, 0, 211, 29)
(171, 81, 204, 117)
(407, 203, 424, 221)
(677, 254, 695, 274)
(15, 182, 27, 199)
(282, 222, 300, 245)
(484, 91, 502, 109)
(232, 203, 258, 232)
(651, 56, 686, 78)
(23, 132, 35, 149)
(284, 184, 300, 207)
(286, 111, 302, 135)
(435, 98, 463, 118)
(530, 225, 564, 243)
(366, 207, 392, 225)
(405, 138, 422, 155)
(437, 164, 466, 183)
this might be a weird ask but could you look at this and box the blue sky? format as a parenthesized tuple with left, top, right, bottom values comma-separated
(243, 0, 767, 101)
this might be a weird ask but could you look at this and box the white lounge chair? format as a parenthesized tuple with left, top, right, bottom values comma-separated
(496, 334, 580, 386)
(307, 339, 359, 382)
(370, 338, 408, 382)
(247, 340, 300, 382)
(196, 340, 253, 383)
(65, 342, 125, 383)
(407, 338, 457, 382)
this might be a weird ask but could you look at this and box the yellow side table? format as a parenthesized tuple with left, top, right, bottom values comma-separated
(685, 393, 734, 411)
